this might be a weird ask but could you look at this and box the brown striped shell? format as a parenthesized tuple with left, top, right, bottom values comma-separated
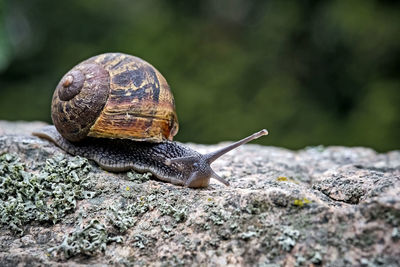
(51, 53, 179, 143)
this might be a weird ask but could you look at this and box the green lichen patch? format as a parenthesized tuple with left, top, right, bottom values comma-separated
(0, 153, 95, 235)
(110, 188, 189, 232)
(391, 227, 400, 241)
(48, 219, 122, 258)
(127, 171, 152, 183)
(276, 176, 299, 184)
(276, 227, 300, 252)
(107, 198, 150, 233)
(158, 202, 188, 223)
(206, 203, 229, 225)
(293, 197, 312, 207)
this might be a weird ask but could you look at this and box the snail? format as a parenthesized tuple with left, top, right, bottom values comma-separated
(33, 53, 268, 188)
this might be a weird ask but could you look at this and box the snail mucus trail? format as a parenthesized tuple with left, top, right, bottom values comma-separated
(32, 52, 269, 188)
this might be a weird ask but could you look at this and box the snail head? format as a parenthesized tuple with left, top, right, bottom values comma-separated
(165, 129, 268, 187)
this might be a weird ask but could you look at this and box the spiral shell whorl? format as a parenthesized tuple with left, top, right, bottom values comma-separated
(58, 70, 85, 101)
(51, 61, 110, 142)
(51, 53, 178, 143)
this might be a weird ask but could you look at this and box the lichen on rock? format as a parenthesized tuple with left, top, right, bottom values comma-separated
(0, 121, 399, 266)
(0, 153, 95, 235)
(48, 219, 123, 259)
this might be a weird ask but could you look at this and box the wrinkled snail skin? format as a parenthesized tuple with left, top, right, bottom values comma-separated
(33, 126, 268, 188)
(33, 52, 269, 188)
(33, 125, 201, 186)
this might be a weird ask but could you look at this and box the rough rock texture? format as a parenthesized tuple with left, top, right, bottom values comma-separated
(0, 120, 399, 266)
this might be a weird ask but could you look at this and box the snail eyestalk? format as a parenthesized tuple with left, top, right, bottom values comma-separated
(204, 129, 268, 164)
(166, 129, 268, 187)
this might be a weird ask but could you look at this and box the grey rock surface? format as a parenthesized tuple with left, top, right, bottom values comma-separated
(0, 120, 399, 266)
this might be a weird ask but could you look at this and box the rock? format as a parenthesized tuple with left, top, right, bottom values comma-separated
(0, 120, 399, 266)
(0, 120, 48, 136)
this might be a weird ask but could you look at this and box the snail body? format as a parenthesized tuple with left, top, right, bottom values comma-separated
(33, 53, 268, 188)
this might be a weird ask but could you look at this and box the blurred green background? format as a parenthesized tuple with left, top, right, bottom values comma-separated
(0, 0, 399, 151)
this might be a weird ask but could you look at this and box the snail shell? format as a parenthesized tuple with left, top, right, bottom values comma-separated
(51, 53, 178, 142)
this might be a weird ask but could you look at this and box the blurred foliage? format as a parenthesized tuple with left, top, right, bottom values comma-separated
(0, 0, 399, 151)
